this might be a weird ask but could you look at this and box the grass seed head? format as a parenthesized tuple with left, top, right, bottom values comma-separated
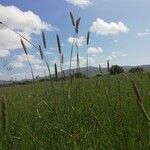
(75, 17, 81, 34)
(54, 63, 58, 79)
(70, 12, 75, 27)
(56, 34, 61, 54)
(87, 31, 90, 45)
(21, 39, 27, 55)
(42, 31, 46, 49)
(39, 45, 44, 60)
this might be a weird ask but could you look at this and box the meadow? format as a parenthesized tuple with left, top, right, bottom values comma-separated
(0, 72, 149, 149)
(0, 11, 150, 150)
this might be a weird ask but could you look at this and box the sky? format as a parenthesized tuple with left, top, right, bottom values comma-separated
(0, 0, 150, 80)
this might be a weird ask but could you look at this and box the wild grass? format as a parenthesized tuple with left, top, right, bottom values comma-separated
(0, 12, 149, 150)
(69, 12, 81, 76)
(0, 72, 149, 149)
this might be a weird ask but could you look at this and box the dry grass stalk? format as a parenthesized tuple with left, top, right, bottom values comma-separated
(117, 81, 128, 149)
(69, 35, 75, 77)
(61, 53, 64, 65)
(1, 22, 39, 50)
(69, 12, 76, 77)
(131, 80, 150, 121)
(20, 39, 35, 82)
(46, 61, 52, 81)
(40, 32, 53, 84)
(77, 53, 80, 73)
(69, 13, 81, 78)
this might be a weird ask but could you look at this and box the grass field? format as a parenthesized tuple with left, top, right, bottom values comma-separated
(0, 73, 150, 149)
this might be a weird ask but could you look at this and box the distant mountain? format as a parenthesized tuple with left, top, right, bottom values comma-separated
(55, 66, 107, 77)
(59, 65, 150, 77)
(0, 80, 13, 85)
(0, 65, 150, 85)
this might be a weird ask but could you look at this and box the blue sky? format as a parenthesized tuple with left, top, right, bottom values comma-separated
(0, 0, 150, 80)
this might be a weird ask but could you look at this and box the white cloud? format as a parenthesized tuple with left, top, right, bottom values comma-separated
(12, 62, 25, 68)
(122, 54, 127, 57)
(106, 51, 127, 60)
(67, 56, 95, 68)
(137, 29, 150, 37)
(34, 64, 46, 70)
(0, 29, 31, 50)
(0, 4, 56, 57)
(90, 18, 129, 35)
(111, 51, 117, 58)
(106, 56, 113, 60)
(44, 51, 52, 55)
(17, 54, 41, 64)
(36, 51, 52, 56)
(114, 40, 118, 43)
(12, 53, 42, 68)
(88, 47, 103, 56)
(107, 51, 117, 60)
(66, 0, 93, 8)
(0, 49, 10, 57)
(67, 36, 85, 47)
(0, 4, 53, 33)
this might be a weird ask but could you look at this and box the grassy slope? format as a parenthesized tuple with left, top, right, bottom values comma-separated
(0, 73, 150, 149)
